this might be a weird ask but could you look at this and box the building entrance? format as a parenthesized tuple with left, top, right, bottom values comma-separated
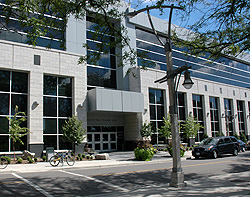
(87, 126, 124, 152)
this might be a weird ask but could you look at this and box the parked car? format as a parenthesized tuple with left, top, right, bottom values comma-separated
(237, 140, 246, 152)
(192, 136, 240, 159)
(246, 141, 250, 150)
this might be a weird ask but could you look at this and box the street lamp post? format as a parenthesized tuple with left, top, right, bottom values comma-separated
(127, 4, 194, 187)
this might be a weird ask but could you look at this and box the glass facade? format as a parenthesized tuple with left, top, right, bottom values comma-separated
(177, 92, 186, 142)
(136, 28, 250, 88)
(0, 2, 65, 50)
(192, 94, 204, 141)
(86, 17, 116, 89)
(237, 100, 246, 135)
(210, 97, 220, 137)
(43, 75, 72, 150)
(0, 70, 28, 151)
(224, 99, 234, 136)
(149, 88, 165, 145)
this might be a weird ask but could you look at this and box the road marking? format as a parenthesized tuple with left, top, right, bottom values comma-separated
(0, 181, 24, 184)
(59, 170, 130, 192)
(11, 173, 53, 197)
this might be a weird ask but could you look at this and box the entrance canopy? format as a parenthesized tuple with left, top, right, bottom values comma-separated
(87, 88, 144, 113)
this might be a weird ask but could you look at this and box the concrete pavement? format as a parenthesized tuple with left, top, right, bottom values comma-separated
(1, 151, 250, 196)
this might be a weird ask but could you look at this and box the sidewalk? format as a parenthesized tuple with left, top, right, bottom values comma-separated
(0, 150, 184, 173)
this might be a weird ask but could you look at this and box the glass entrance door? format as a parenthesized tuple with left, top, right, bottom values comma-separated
(87, 126, 121, 152)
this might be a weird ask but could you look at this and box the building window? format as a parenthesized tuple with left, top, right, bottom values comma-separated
(177, 92, 186, 142)
(0, 70, 28, 152)
(43, 75, 73, 150)
(237, 100, 245, 135)
(205, 85, 207, 91)
(192, 94, 204, 142)
(86, 17, 116, 89)
(149, 88, 165, 145)
(210, 97, 220, 137)
(224, 98, 234, 136)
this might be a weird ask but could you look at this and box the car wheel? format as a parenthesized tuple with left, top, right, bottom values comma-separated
(195, 156, 199, 159)
(242, 147, 246, 152)
(212, 150, 217, 159)
(233, 148, 238, 156)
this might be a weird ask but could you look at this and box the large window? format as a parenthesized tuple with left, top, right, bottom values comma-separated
(136, 28, 250, 88)
(0, 70, 28, 152)
(43, 75, 72, 150)
(210, 97, 220, 137)
(86, 17, 116, 89)
(237, 100, 245, 135)
(192, 94, 204, 141)
(177, 92, 186, 142)
(149, 88, 165, 145)
(224, 99, 234, 136)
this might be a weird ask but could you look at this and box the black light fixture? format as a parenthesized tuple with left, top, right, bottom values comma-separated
(182, 70, 194, 89)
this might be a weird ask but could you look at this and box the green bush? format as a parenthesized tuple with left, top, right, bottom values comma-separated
(82, 154, 86, 158)
(76, 156, 80, 160)
(167, 144, 186, 157)
(34, 157, 38, 162)
(86, 155, 90, 159)
(1, 156, 11, 164)
(17, 158, 23, 163)
(16, 156, 20, 160)
(234, 134, 240, 139)
(134, 143, 156, 161)
(90, 156, 93, 160)
(42, 156, 46, 162)
(240, 133, 247, 143)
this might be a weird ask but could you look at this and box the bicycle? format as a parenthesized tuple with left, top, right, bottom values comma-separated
(1, 156, 8, 169)
(49, 152, 75, 167)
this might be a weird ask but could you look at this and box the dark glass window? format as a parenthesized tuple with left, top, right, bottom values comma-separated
(0, 93, 9, 115)
(237, 100, 245, 134)
(43, 97, 57, 117)
(11, 94, 27, 115)
(43, 75, 72, 149)
(59, 98, 72, 117)
(210, 97, 220, 136)
(224, 98, 234, 136)
(0, 136, 9, 152)
(44, 75, 57, 96)
(43, 118, 57, 134)
(58, 77, 72, 97)
(0, 117, 9, 134)
(12, 72, 28, 93)
(87, 126, 101, 132)
(0, 70, 10, 92)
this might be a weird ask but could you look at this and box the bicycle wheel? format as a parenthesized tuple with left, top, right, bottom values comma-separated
(49, 155, 60, 167)
(1, 157, 8, 169)
(66, 155, 75, 166)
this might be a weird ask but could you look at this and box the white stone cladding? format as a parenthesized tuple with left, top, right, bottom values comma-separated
(0, 40, 87, 145)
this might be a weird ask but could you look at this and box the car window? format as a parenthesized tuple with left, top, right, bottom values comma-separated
(231, 137, 237, 142)
(224, 138, 231, 143)
(218, 139, 224, 144)
(200, 138, 217, 145)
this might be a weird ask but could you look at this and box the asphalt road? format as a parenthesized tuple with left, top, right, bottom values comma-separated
(0, 151, 250, 197)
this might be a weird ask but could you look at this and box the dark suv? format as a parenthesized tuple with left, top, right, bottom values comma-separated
(192, 136, 240, 159)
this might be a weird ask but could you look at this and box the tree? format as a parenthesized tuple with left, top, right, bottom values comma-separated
(62, 116, 86, 152)
(158, 114, 172, 143)
(6, 105, 29, 160)
(140, 122, 153, 142)
(0, 0, 137, 70)
(164, 0, 250, 59)
(182, 114, 203, 139)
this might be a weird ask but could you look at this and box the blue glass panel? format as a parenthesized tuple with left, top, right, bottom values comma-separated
(87, 66, 116, 88)
(0, 70, 10, 92)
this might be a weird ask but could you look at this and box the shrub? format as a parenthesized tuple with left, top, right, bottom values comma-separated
(1, 156, 11, 164)
(134, 143, 156, 161)
(234, 134, 240, 139)
(167, 143, 186, 157)
(82, 154, 86, 158)
(90, 156, 93, 160)
(16, 156, 20, 160)
(76, 156, 80, 160)
(17, 158, 23, 163)
(27, 156, 34, 163)
(34, 157, 38, 162)
(240, 133, 247, 143)
(86, 155, 90, 159)
(42, 156, 46, 162)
